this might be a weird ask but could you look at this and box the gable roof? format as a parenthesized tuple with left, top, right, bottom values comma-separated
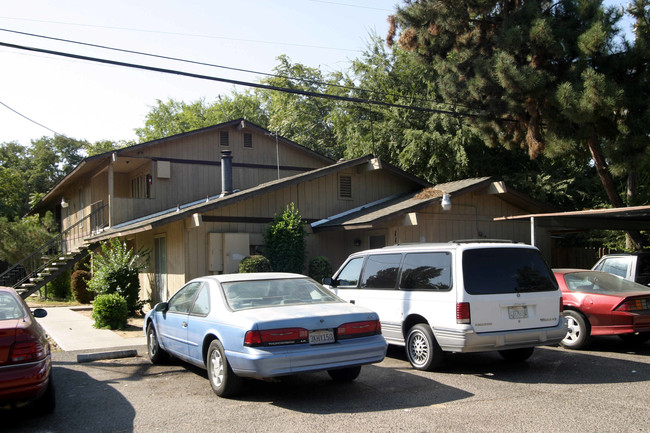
(311, 177, 555, 231)
(87, 155, 430, 242)
(31, 118, 333, 213)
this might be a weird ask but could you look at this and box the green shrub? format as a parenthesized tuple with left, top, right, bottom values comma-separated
(71, 270, 93, 304)
(92, 293, 128, 330)
(308, 256, 332, 283)
(264, 203, 306, 273)
(49, 268, 72, 300)
(88, 238, 148, 314)
(238, 255, 272, 273)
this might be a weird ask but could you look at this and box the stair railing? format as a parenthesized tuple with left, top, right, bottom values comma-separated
(0, 202, 108, 289)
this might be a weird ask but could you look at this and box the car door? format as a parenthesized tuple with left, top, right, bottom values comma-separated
(156, 282, 203, 359)
(185, 284, 212, 365)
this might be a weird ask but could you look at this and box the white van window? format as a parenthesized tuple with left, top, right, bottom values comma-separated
(361, 254, 402, 289)
(337, 257, 364, 287)
(400, 252, 452, 291)
(462, 248, 557, 294)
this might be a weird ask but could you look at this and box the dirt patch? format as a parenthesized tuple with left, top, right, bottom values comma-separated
(74, 309, 145, 338)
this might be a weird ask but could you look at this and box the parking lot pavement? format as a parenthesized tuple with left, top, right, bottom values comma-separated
(36, 306, 146, 351)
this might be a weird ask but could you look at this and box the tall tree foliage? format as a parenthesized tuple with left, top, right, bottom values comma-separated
(389, 0, 647, 248)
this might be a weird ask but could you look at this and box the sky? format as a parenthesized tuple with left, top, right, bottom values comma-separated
(0, 0, 399, 146)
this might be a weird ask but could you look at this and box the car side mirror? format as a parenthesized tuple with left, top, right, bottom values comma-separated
(322, 277, 337, 288)
(32, 308, 47, 318)
(154, 302, 169, 312)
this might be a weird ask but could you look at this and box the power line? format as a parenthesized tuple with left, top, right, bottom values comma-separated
(0, 27, 474, 112)
(0, 100, 62, 137)
(0, 40, 489, 121)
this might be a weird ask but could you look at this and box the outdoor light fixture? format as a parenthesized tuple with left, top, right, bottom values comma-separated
(441, 193, 452, 211)
(60, 197, 68, 208)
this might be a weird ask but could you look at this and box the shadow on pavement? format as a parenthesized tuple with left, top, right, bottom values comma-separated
(2, 365, 136, 433)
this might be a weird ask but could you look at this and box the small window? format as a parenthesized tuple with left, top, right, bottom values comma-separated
(339, 175, 352, 199)
(336, 257, 364, 287)
(220, 131, 229, 146)
(400, 252, 452, 291)
(361, 254, 402, 289)
(190, 285, 210, 316)
(244, 133, 253, 148)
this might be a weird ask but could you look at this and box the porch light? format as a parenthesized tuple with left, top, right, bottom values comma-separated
(60, 197, 68, 208)
(441, 193, 452, 211)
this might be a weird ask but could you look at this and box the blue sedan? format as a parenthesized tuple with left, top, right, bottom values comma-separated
(143, 273, 387, 397)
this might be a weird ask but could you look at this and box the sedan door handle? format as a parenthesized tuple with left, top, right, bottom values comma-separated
(182, 322, 188, 328)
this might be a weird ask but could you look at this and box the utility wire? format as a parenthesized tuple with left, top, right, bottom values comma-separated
(0, 40, 489, 121)
(0, 27, 474, 112)
(0, 100, 62, 136)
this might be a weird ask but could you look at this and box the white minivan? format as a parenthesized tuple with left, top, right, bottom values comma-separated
(324, 240, 567, 370)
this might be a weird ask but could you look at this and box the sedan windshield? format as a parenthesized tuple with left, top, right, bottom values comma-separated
(222, 278, 341, 311)
(563, 271, 650, 295)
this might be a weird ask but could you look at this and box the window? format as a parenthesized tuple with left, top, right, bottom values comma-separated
(130, 174, 152, 198)
(220, 131, 229, 146)
(361, 254, 402, 289)
(462, 248, 557, 294)
(400, 252, 452, 291)
(168, 282, 202, 314)
(598, 257, 629, 279)
(339, 175, 352, 199)
(336, 257, 364, 287)
(190, 285, 210, 316)
(244, 133, 253, 148)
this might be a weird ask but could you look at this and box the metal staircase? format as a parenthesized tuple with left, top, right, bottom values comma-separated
(0, 203, 108, 299)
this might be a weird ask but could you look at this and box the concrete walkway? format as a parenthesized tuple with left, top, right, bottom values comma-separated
(35, 306, 146, 351)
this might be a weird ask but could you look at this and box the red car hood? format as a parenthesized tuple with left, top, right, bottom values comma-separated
(0, 320, 19, 365)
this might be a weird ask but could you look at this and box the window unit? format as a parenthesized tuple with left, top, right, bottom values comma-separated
(131, 173, 152, 198)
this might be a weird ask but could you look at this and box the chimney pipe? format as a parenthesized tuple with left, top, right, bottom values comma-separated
(220, 150, 233, 197)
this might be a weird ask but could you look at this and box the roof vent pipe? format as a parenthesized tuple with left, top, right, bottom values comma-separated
(220, 150, 233, 197)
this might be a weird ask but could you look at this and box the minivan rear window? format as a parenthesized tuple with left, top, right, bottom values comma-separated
(462, 248, 557, 294)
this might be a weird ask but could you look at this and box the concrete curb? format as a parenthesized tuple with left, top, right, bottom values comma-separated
(77, 349, 139, 363)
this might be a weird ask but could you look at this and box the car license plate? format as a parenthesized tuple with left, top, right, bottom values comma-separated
(508, 305, 528, 319)
(309, 329, 335, 345)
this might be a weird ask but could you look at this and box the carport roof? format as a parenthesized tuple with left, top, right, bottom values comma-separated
(494, 205, 650, 231)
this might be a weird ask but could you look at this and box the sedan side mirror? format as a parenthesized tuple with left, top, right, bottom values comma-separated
(32, 308, 47, 318)
(154, 302, 169, 312)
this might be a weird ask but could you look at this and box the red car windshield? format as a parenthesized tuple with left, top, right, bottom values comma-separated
(0, 292, 25, 320)
(563, 271, 650, 295)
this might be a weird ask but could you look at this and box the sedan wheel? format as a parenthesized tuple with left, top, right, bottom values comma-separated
(561, 310, 590, 350)
(207, 340, 242, 397)
(147, 323, 169, 364)
(405, 323, 443, 371)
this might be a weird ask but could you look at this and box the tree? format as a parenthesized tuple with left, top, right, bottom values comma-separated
(0, 212, 56, 264)
(388, 0, 647, 248)
(264, 203, 306, 273)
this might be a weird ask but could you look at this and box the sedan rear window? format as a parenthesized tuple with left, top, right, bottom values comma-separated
(222, 278, 341, 311)
(563, 271, 650, 295)
(0, 292, 25, 320)
(462, 248, 557, 295)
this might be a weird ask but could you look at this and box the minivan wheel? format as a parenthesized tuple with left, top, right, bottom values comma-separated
(498, 347, 535, 362)
(405, 323, 444, 371)
(561, 310, 591, 350)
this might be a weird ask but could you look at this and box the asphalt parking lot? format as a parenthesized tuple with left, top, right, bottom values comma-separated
(4, 339, 650, 433)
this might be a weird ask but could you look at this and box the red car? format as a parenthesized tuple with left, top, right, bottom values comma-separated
(554, 269, 650, 349)
(0, 287, 54, 413)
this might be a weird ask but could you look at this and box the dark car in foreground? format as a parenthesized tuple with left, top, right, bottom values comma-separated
(144, 273, 387, 397)
(554, 269, 650, 349)
(0, 287, 54, 413)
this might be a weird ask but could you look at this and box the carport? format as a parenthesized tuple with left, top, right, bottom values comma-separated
(494, 204, 650, 247)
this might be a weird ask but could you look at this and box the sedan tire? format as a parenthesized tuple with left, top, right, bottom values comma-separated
(207, 340, 242, 397)
(405, 323, 444, 371)
(327, 366, 361, 382)
(561, 310, 591, 350)
(147, 322, 169, 365)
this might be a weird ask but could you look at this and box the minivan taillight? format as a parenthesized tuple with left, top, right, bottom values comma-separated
(9, 341, 46, 364)
(560, 297, 564, 313)
(336, 320, 382, 340)
(456, 302, 470, 324)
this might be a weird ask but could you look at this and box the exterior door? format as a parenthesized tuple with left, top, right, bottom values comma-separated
(155, 236, 167, 302)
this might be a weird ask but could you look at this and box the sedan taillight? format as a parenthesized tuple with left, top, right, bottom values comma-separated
(336, 320, 382, 340)
(615, 298, 650, 312)
(244, 328, 309, 347)
(9, 340, 46, 364)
